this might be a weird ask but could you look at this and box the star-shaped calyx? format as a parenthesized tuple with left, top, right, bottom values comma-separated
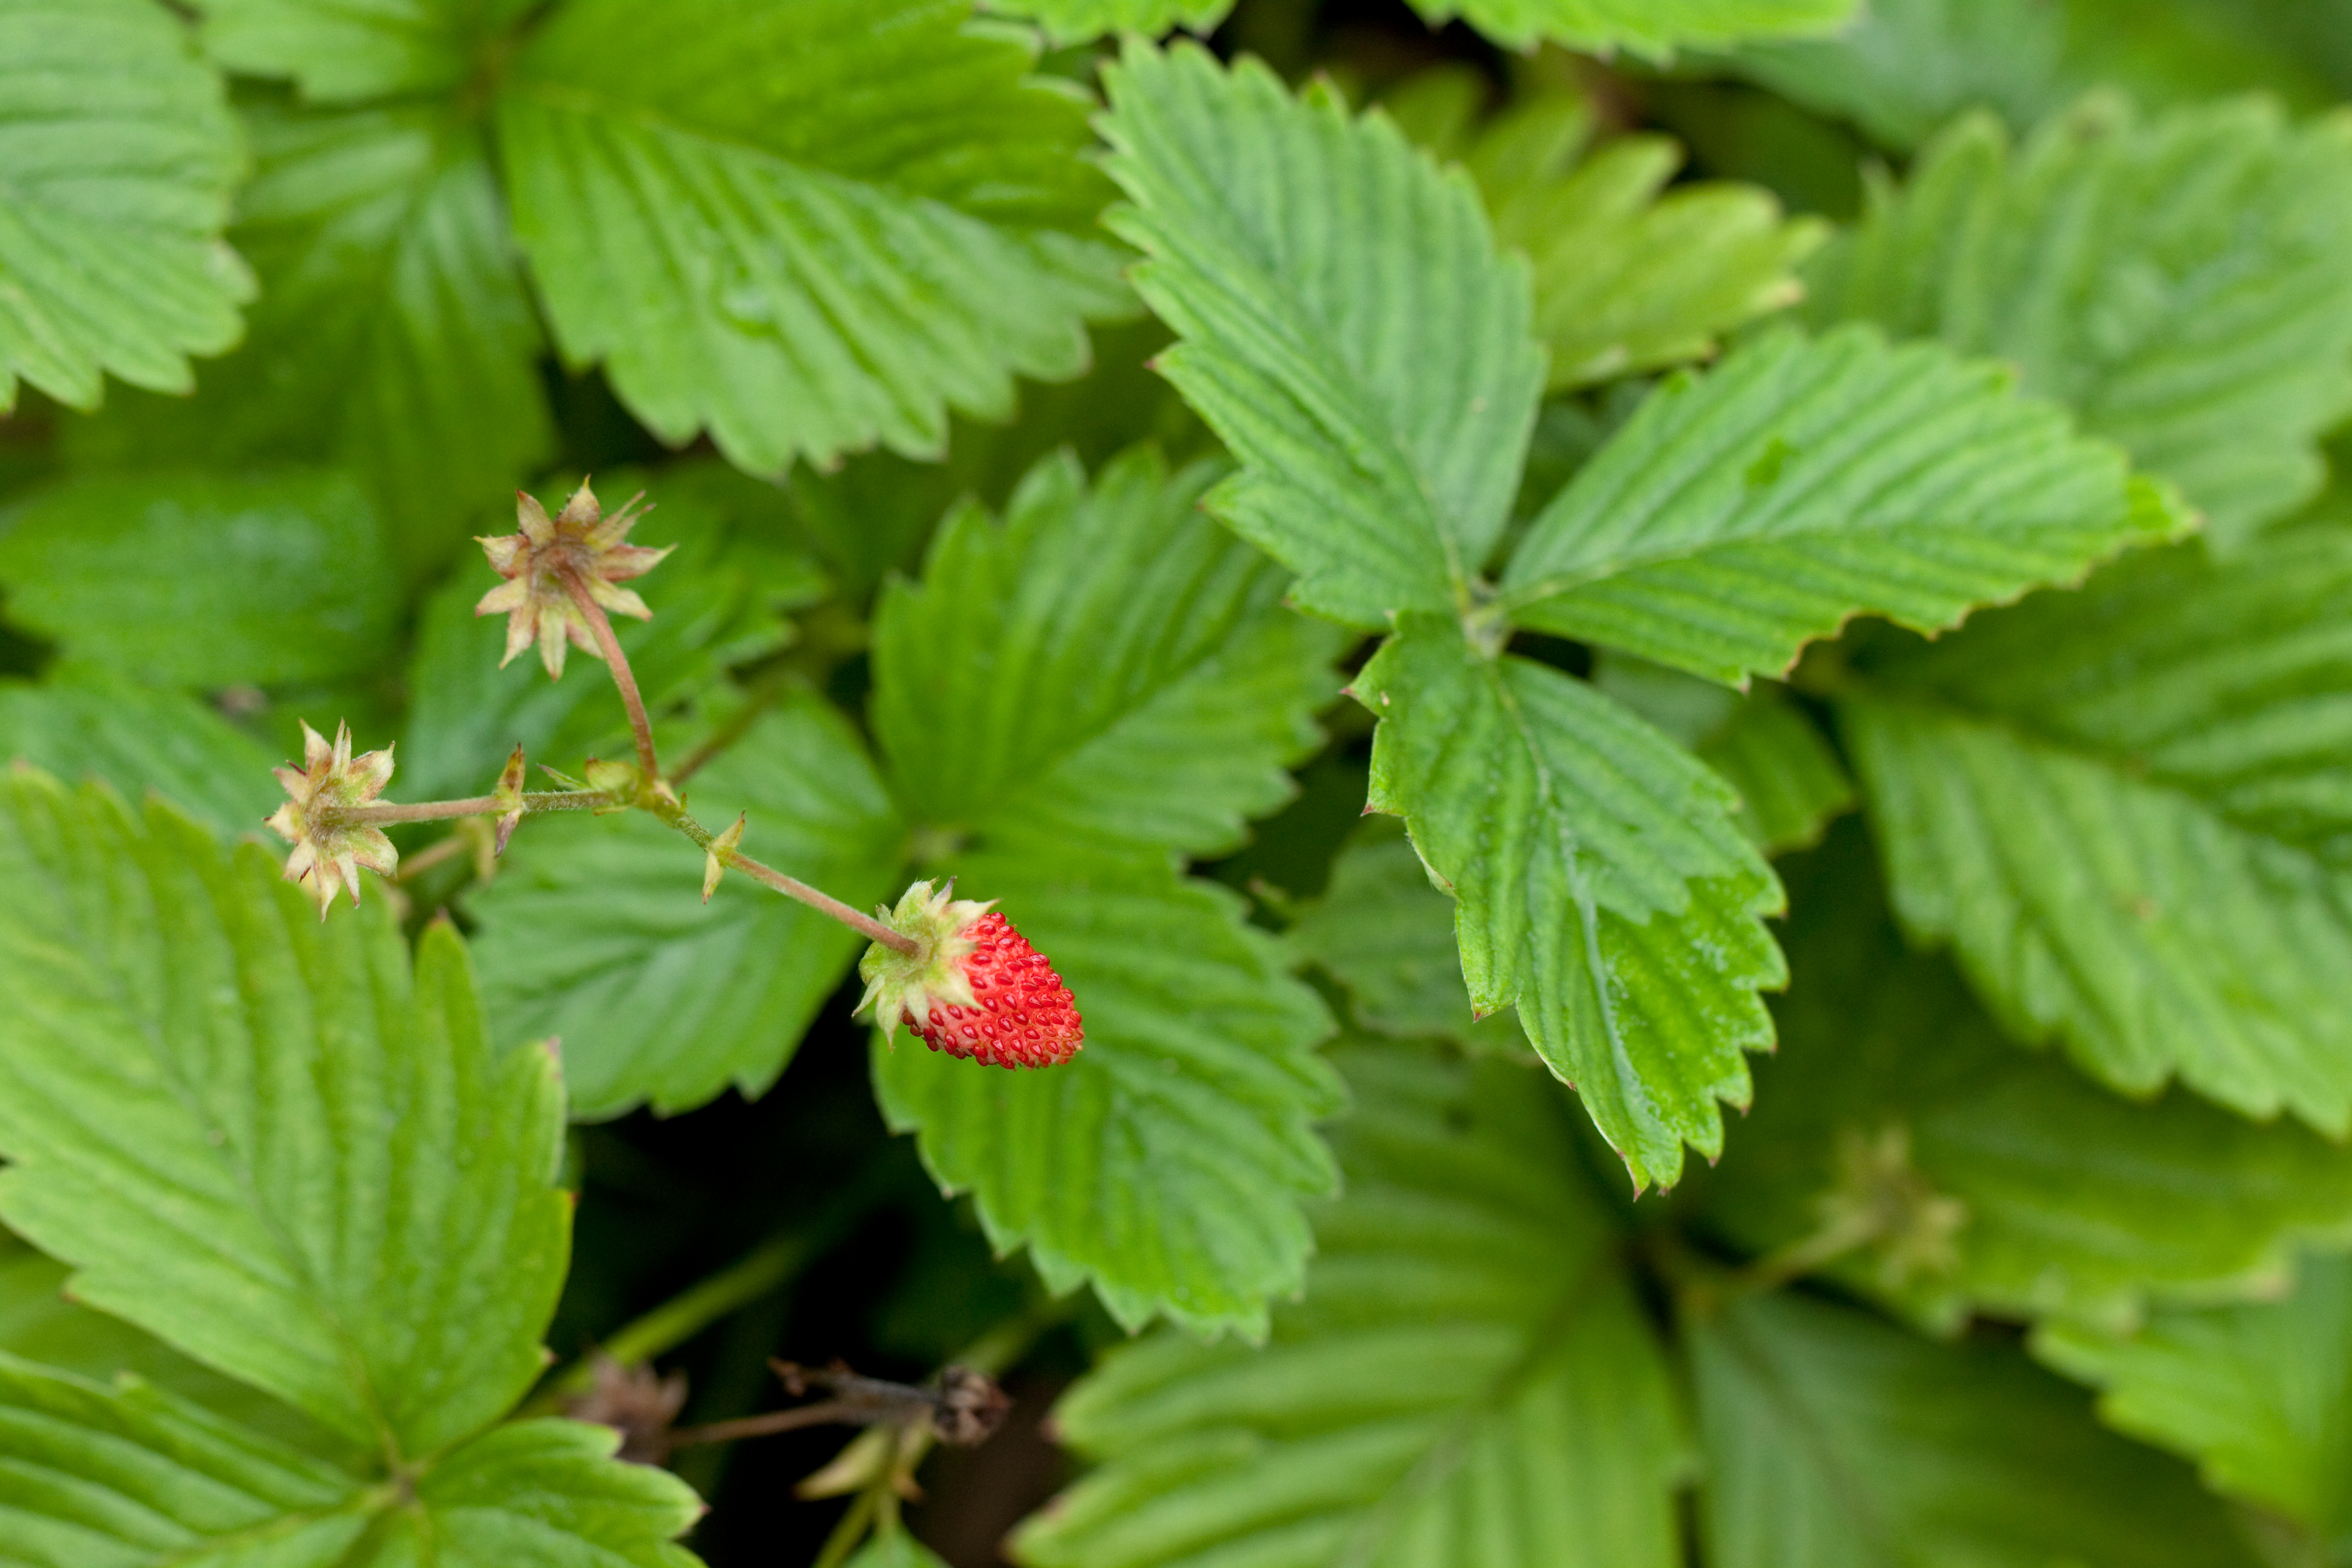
(265, 721, 397, 919)
(475, 479, 671, 679)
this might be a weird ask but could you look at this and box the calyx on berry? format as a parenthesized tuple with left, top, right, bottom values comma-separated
(855, 880, 1083, 1070)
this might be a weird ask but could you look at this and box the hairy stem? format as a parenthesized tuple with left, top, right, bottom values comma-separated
(327, 790, 606, 827)
(556, 562, 660, 781)
(659, 802, 916, 954)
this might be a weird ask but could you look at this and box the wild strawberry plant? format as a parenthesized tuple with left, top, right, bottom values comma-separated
(3, 0, 2352, 1564)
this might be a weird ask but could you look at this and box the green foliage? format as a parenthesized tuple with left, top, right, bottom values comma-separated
(1499, 325, 2182, 685)
(1697, 826, 2352, 1334)
(1388, 68, 1824, 390)
(498, 0, 1131, 478)
(1845, 535, 2352, 1132)
(0, 668, 281, 840)
(1356, 616, 1782, 1189)
(1808, 95, 2352, 543)
(2039, 1253, 2352, 1537)
(0, 469, 396, 686)
(1689, 1290, 2257, 1568)
(1017, 1044, 1687, 1568)
(192, 0, 539, 101)
(0, 0, 251, 413)
(1101, 42, 1545, 628)
(989, 0, 1235, 43)
(0, 772, 699, 1562)
(1409, 0, 1855, 56)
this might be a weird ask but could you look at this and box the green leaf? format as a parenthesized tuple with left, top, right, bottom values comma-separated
(982, 0, 1233, 45)
(845, 1529, 953, 1568)
(1690, 1290, 2258, 1568)
(1844, 535, 2352, 1132)
(63, 99, 554, 572)
(1287, 820, 1527, 1050)
(0, 774, 568, 1459)
(400, 463, 821, 801)
(1716, 0, 2338, 152)
(1592, 654, 1853, 854)
(873, 852, 1341, 1337)
(0, 1356, 701, 1567)
(1696, 824, 2352, 1334)
(871, 446, 1341, 864)
(192, 0, 538, 101)
(496, 0, 1129, 478)
(1353, 616, 1784, 1191)
(1099, 42, 1544, 627)
(1390, 70, 1823, 391)
(1807, 96, 2352, 543)
(1409, 0, 1855, 54)
(2038, 1252, 2352, 1536)
(0, 668, 280, 841)
(0, 469, 397, 687)
(0, 0, 251, 412)
(1016, 1043, 1687, 1568)
(469, 694, 906, 1119)
(1498, 325, 2184, 686)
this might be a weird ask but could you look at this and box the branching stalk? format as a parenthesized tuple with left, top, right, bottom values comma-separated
(323, 791, 606, 827)
(556, 562, 660, 781)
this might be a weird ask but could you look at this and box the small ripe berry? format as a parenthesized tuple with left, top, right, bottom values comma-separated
(907, 911, 1082, 1069)
(857, 881, 1084, 1070)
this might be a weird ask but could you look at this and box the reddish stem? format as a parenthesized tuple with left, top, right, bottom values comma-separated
(727, 847, 915, 955)
(557, 563, 660, 782)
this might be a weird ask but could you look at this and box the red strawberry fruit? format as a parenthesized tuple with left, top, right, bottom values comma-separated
(857, 881, 1083, 1069)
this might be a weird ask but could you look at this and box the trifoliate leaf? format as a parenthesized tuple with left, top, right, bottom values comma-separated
(984, 0, 1233, 44)
(1408, 0, 1855, 55)
(1808, 96, 2352, 543)
(872, 446, 1341, 865)
(1287, 820, 1527, 1050)
(470, 696, 906, 1119)
(873, 851, 1341, 1338)
(191, 0, 537, 101)
(2037, 1253, 2352, 1536)
(0, 775, 568, 1458)
(0, 0, 250, 412)
(63, 99, 554, 573)
(1716, 0, 2337, 152)
(1354, 616, 1784, 1191)
(1390, 69, 1822, 391)
(1690, 1290, 2259, 1568)
(0, 667, 280, 840)
(496, 0, 1129, 477)
(0, 469, 397, 687)
(1100, 42, 1544, 627)
(1498, 325, 2184, 686)
(1696, 824, 2352, 1335)
(1845, 535, 2352, 1133)
(1017, 1044, 1687, 1568)
(0, 1356, 702, 1568)
(1592, 654, 1853, 854)
(401, 464, 821, 801)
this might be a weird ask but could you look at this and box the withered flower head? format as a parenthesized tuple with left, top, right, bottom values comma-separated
(567, 1355, 688, 1466)
(474, 479, 670, 680)
(265, 721, 397, 920)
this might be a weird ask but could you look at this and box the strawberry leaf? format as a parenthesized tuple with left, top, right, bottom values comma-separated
(0, 774, 568, 1458)
(0, 0, 250, 413)
(1692, 1290, 2257, 1568)
(0, 667, 281, 841)
(190, 0, 538, 101)
(1410, 0, 1855, 54)
(0, 469, 399, 687)
(1498, 325, 2183, 686)
(871, 445, 1342, 866)
(1099, 42, 1545, 628)
(1354, 616, 1784, 1191)
(1016, 1044, 1686, 1568)
(872, 851, 1341, 1338)
(983, 0, 1234, 44)
(470, 694, 906, 1119)
(1809, 96, 2352, 543)
(496, 0, 1129, 477)
(1697, 825, 2352, 1334)
(1845, 535, 2352, 1134)
(2038, 1255, 2352, 1537)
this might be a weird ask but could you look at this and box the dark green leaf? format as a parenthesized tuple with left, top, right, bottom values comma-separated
(1018, 1044, 1687, 1568)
